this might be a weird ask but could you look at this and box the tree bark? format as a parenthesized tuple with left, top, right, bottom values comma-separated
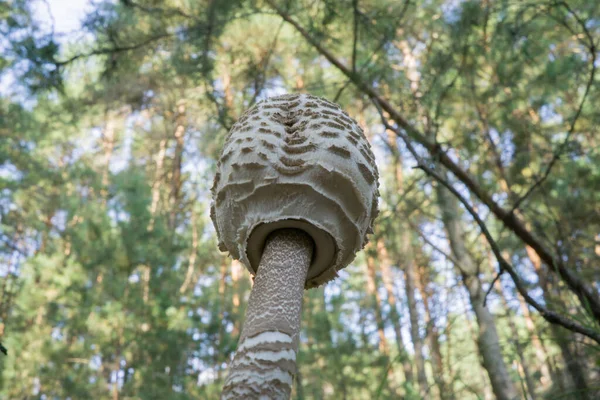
(365, 251, 397, 393)
(377, 239, 414, 384)
(221, 229, 313, 399)
(416, 261, 452, 400)
(217, 256, 228, 379)
(436, 182, 519, 400)
(169, 101, 186, 230)
(458, 293, 494, 400)
(100, 110, 116, 204)
(179, 210, 199, 293)
(365, 252, 391, 355)
(516, 287, 554, 388)
(402, 244, 429, 397)
(148, 138, 168, 232)
(495, 279, 537, 400)
(527, 248, 590, 399)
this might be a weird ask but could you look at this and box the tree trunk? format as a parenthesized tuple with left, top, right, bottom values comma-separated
(99, 108, 122, 204)
(169, 101, 186, 230)
(416, 262, 452, 400)
(217, 257, 228, 379)
(179, 211, 199, 293)
(365, 251, 397, 394)
(402, 244, 429, 397)
(436, 182, 519, 400)
(527, 248, 590, 399)
(516, 290, 554, 388)
(148, 138, 168, 232)
(459, 293, 494, 400)
(221, 229, 313, 399)
(495, 279, 537, 400)
(552, 329, 589, 400)
(377, 239, 414, 384)
(365, 252, 391, 355)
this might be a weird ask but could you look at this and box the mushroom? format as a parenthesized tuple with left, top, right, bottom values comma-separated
(211, 94, 379, 399)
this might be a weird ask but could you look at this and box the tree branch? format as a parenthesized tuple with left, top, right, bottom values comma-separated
(509, 4, 596, 214)
(352, 0, 359, 74)
(407, 219, 461, 267)
(265, 0, 600, 322)
(373, 100, 600, 344)
(54, 32, 174, 67)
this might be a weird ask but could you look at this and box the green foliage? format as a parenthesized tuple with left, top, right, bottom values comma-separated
(1, 0, 599, 399)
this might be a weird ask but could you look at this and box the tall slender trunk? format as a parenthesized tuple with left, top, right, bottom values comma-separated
(444, 314, 456, 398)
(436, 181, 519, 400)
(365, 252, 390, 355)
(142, 126, 172, 303)
(401, 240, 428, 397)
(179, 211, 199, 294)
(527, 247, 590, 399)
(495, 279, 537, 400)
(303, 289, 324, 400)
(481, 118, 579, 394)
(516, 290, 554, 388)
(377, 239, 414, 384)
(217, 257, 228, 379)
(416, 262, 452, 400)
(148, 138, 168, 232)
(365, 251, 397, 394)
(458, 293, 494, 400)
(100, 110, 116, 204)
(319, 289, 349, 400)
(230, 260, 244, 338)
(388, 138, 427, 394)
(169, 101, 186, 230)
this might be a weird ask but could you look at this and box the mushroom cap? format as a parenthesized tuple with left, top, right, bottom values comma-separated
(210, 94, 379, 288)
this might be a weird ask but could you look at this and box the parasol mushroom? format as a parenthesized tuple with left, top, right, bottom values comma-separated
(211, 93, 379, 399)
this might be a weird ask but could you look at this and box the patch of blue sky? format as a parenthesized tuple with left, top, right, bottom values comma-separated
(441, 0, 466, 24)
(539, 103, 563, 125)
(0, 0, 93, 97)
(32, 0, 91, 43)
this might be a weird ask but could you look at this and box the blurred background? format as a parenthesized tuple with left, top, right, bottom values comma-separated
(0, 0, 599, 398)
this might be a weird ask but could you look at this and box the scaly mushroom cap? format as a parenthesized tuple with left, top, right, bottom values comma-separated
(210, 94, 379, 288)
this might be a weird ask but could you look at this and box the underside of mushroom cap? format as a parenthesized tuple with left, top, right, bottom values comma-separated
(210, 94, 379, 288)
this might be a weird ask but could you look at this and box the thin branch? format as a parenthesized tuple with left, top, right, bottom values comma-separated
(373, 100, 600, 344)
(265, 0, 600, 322)
(54, 32, 174, 67)
(482, 271, 504, 307)
(352, 0, 359, 74)
(408, 219, 461, 266)
(509, 1, 597, 213)
(250, 20, 285, 106)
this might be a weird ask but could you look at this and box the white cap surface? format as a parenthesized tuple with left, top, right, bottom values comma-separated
(211, 94, 379, 288)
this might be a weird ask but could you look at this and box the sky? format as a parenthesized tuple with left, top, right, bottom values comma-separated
(35, 0, 90, 40)
(0, 0, 90, 97)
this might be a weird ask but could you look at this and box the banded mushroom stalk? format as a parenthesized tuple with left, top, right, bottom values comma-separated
(211, 94, 379, 399)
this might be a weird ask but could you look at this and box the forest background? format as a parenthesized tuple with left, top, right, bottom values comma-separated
(1, 0, 599, 399)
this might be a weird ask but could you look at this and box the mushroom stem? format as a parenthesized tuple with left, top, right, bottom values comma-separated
(221, 229, 314, 400)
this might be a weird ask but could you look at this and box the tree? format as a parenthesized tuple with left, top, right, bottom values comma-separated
(2, 0, 599, 398)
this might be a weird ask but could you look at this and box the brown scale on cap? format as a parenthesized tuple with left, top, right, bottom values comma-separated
(214, 94, 379, 399)
(211, 93, 379, 289)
